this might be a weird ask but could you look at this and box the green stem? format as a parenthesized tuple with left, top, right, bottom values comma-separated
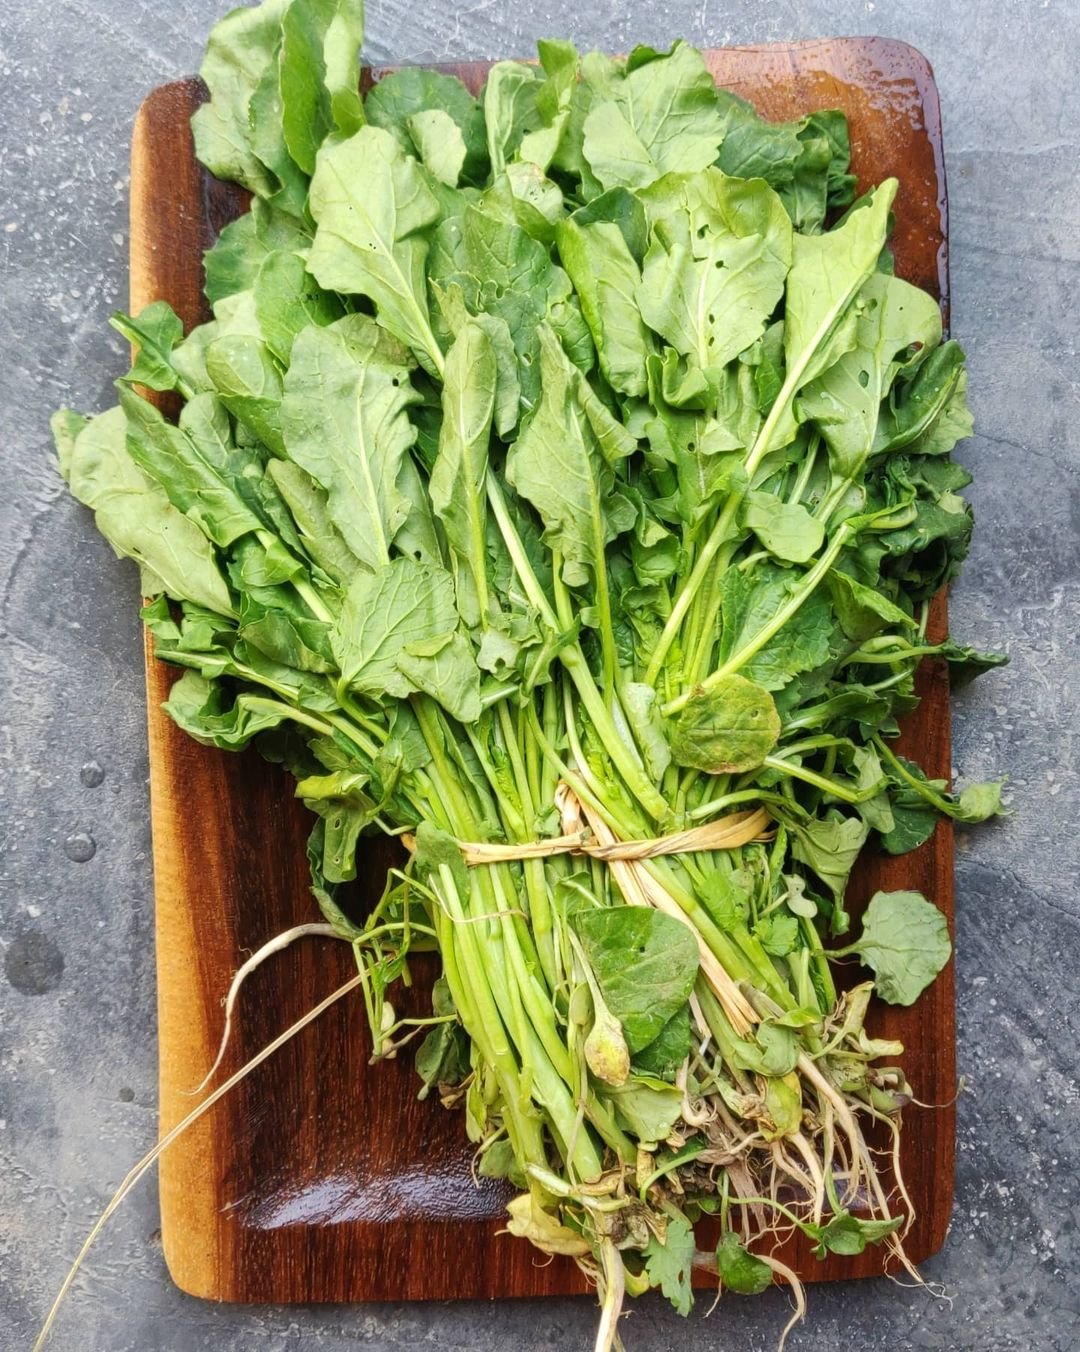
(688, 788, 794, 822)
(664, 524, 852, 716)
(645, 495, 740, 685)
(788, 433, 821, 505)
(761, 755, 874, 805)
(873, 736, 961, 815)
(486, 474, 667, 823)
(240, 696, 333, 737)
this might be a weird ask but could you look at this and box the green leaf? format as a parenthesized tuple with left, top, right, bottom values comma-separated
(482, 61, 543, 176)
(281, 316, 422, 570)
(162, 669, 290, 749)
(331, 556, 458, 698)
(829, 569, 915, 644)
(506, 325, 635, 589)
(644, 1212, 696, 1316)
(191, 0, 290, 199)
(265, 459, 358, 585)
(879, 789, 939, 856)
(698, 869, 751, 932)
(582, 42, 726, 191)
(762, 1070, 804, 1140)
(632, 1005, 691, 1080)
(602, 1075, 684, 1144)
(406, 109, 467, 186)
(742, 491, 824, 564)
(365, 67, 487, 185)
(110, 303, 187, 393)
(429, 318, 496, 627)
(430, 203, 589, 407)
(252, 248, 344, 363)
(789, 812, 870, 914)
(118, 387, 266, 549)
(433, 283, 521, 436)
(296, 769, 380, 882)
(810, 1211, 903, 1258)
(279, 0, 365, 176)
(718, 562, 836, 692)
(556, 209, 650, 397)
(638, 170, 792, 383)
(54, 406, 235, 616)
(620, 681, 672, 781)
(846, 889, 952, 1006)
(669, 674, 780, 774)
(203, 290, 287, 453)
(482, 162, 567, 245)
(518, 39, 580, 172)
(714, 95, 855, 233)
(476, 1137, 526, 1186)
(412, 820, 470, 896)
(643, 357, 749, 527)
(308, 125, 443, 373)
(875, 341, 971, 455)
(204, 201, 310, 307)
(397, 631, 482, 723)
(754, 912, 799, 957)
(955, 780, 1007, 822)
(415, 981, 470, 1099)
(798, 272, 942, 482)
(234, 573, 334, 674)
(248, 27, 309, 220)
(716, 1233, 774, 1295)
(571, 906, 699, 1053)
(765, 180, 897, 456)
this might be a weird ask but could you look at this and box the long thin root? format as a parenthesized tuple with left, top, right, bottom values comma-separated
(185, 923, 344, 1094)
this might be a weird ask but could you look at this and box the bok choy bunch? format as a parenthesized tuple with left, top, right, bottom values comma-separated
(55, 0, 1005, 1340)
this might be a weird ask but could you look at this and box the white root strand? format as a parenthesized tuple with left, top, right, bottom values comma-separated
(33, 972, 366, 1352)
(593, 1239, 627, 1352)
(759, 1252, 808, 1352)
(186, 923, 345, 1095)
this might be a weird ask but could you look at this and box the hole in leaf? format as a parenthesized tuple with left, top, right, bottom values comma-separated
(858, 370, 870, 388)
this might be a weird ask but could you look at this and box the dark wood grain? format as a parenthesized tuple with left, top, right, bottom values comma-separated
(131, 38, 956, 1304)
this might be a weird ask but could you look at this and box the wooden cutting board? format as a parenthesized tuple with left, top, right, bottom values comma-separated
(130, 37, 956, 1304)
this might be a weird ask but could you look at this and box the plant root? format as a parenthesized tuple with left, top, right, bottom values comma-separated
(184, 923, 344, 1094)
(33, 972, 365, 1352)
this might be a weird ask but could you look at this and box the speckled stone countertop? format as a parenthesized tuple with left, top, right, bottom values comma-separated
(2, 2, 1078, 1348)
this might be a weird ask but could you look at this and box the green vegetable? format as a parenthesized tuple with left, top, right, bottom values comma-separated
(839, 889, 953, 1006)
(58, 4, 1005, 1343)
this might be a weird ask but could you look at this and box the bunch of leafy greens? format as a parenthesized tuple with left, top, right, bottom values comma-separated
(56, 1, 1006, 1339)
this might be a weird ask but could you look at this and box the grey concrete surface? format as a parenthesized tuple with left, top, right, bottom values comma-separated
(2, 0, 1078, 1348)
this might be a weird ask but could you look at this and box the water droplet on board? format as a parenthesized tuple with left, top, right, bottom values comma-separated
(63, 832, 96, 862)
(80, 760, 105, 788)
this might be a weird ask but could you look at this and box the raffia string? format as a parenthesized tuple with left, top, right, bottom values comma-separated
(402, 801, 771, 866)
(559, 786, 762, 1034)
(403, 788, 771, 1035)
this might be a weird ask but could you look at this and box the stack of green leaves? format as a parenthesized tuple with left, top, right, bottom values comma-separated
(55, 0, 1006, 1337)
